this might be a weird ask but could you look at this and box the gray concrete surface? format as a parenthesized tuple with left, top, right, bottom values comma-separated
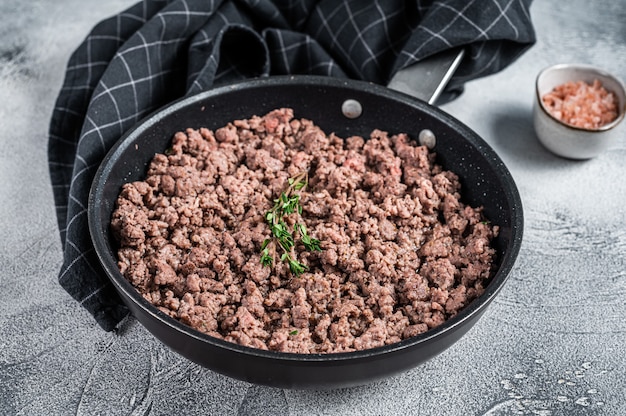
(1, 0, 625, 415)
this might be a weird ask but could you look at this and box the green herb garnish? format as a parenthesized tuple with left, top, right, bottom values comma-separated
(260, 172, 322, 276)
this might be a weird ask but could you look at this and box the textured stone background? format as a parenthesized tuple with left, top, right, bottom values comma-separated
(1, 1, 625, 415)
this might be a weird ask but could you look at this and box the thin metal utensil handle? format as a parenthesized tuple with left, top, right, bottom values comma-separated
(387, 48, 465, 105)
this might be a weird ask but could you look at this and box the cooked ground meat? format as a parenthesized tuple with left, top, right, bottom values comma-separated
(111, 108, 499, 353)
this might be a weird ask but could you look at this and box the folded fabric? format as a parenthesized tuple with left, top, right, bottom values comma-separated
(48, 0, 536, 331)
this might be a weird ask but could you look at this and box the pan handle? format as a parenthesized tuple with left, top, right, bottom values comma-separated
(387, 48, 465, 105)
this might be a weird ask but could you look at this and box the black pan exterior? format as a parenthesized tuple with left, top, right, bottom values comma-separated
(89, 75, 523, 389)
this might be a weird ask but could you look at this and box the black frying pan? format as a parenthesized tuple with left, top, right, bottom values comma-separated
(89, 74, 523, 389)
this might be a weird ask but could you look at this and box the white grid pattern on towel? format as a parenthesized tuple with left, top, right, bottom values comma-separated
(48, 0, 535, 330)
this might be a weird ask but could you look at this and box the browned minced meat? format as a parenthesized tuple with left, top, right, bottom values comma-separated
(111, 108, 499, 354)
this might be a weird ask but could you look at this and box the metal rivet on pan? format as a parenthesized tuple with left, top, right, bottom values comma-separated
(341, 99, 362, 119)
(418, 129, 436, 149)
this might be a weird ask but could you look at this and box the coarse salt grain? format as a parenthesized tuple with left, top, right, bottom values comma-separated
(542, 79, 618, 130)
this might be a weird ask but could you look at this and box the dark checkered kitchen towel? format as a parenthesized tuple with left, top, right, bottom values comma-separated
(48, 0, 536, 331)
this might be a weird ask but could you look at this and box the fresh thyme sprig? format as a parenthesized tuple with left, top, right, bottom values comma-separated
(260, 172, 322, 276)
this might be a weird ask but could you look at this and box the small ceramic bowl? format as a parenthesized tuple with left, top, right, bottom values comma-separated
(533, 63, 626, 159)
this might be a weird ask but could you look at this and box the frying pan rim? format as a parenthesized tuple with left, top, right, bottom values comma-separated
(88, 74, 523, 363)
